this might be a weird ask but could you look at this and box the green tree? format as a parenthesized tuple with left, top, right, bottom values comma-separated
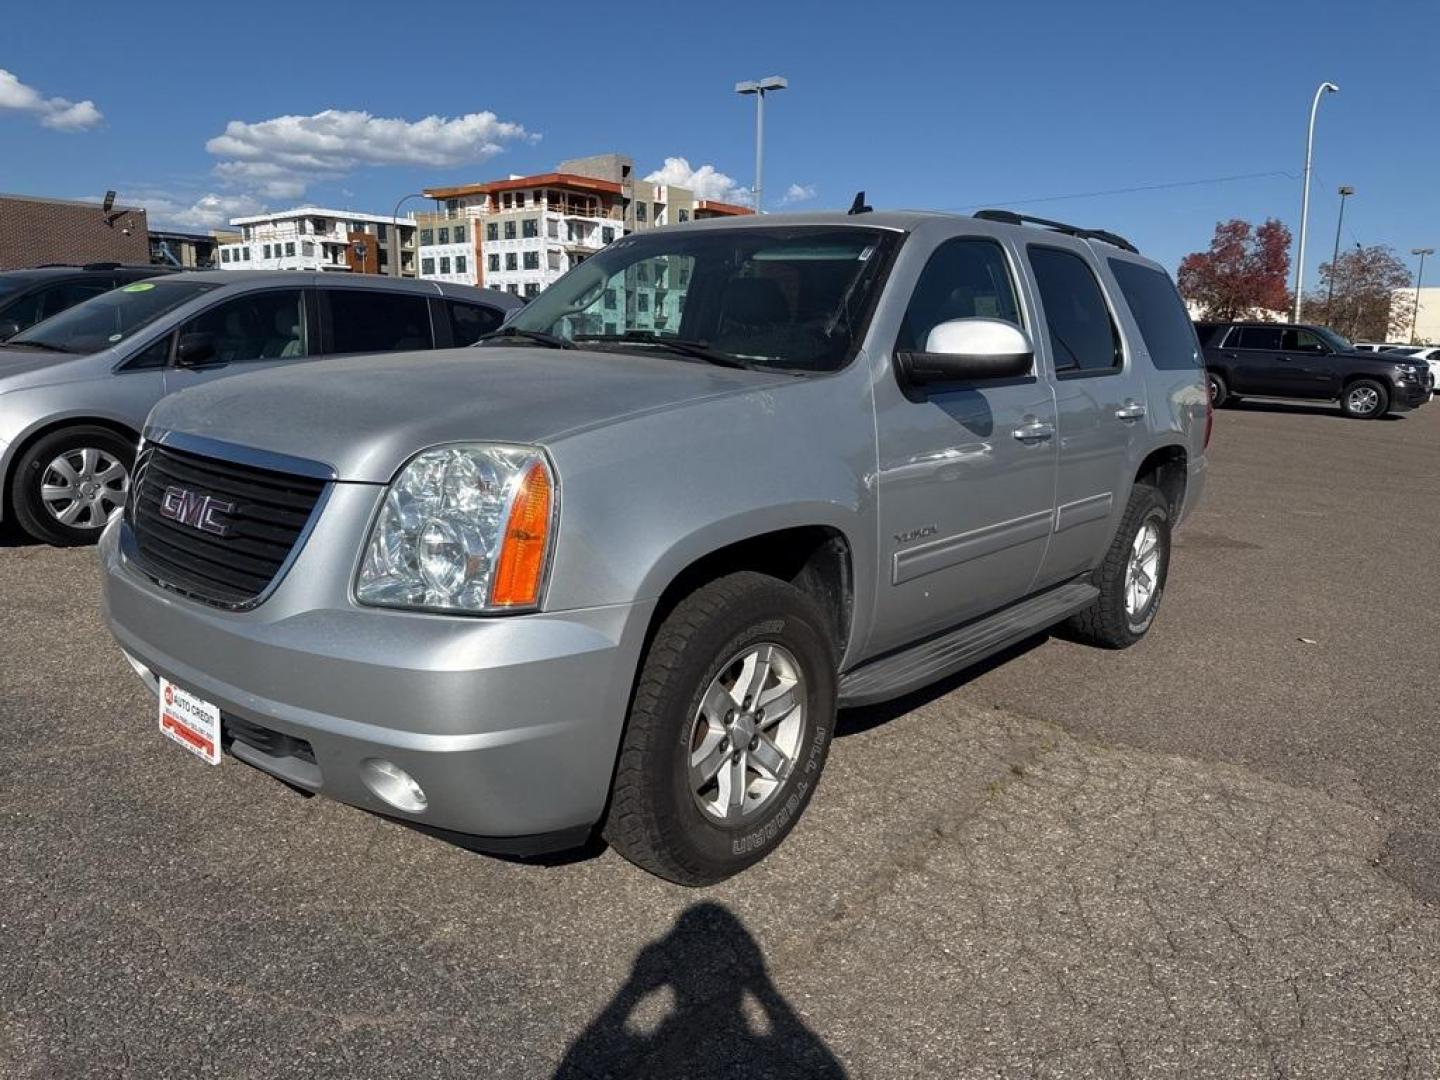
(1306, 244, 1414, 342)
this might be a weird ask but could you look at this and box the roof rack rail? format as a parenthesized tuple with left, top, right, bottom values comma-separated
(82, 261, 123, 271)
(972, 209, 1138, 254)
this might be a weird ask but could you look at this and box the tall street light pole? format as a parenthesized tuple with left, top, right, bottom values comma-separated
(391, 192, 429, 278)
(735, 76, 787, 214)
(1411, 247, 1434, 344)
(1293, 81, 1339, 323)
(1325, 185, 1354, 318)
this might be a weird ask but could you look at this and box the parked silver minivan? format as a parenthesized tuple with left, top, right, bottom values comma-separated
(0, 271, 519, 545)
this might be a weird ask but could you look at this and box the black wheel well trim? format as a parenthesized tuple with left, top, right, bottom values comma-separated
(1134, 444, 1188, 520)
(2, 415, 141, 521)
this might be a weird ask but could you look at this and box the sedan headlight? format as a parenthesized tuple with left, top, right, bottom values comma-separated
(356, 444, 556, 614)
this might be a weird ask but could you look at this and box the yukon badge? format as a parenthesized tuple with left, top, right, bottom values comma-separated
(159, 486, 235, 537)
(893, 524, 938, 545)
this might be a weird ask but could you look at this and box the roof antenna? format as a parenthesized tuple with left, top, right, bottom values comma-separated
(847, 191, 872, 215)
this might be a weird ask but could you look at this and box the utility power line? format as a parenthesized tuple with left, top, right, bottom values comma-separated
(943, 170, 1296, 213)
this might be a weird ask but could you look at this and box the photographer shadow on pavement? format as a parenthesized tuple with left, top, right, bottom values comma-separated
(554, 902, 846, 1079)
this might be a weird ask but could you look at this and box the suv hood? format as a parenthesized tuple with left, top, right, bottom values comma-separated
(147, 346, 794, 482)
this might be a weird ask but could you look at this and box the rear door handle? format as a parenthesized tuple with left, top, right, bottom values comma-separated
(1115, 400, 1146, 421)
(1013, 420, 1055, 442)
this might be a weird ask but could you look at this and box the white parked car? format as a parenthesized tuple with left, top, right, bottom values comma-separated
(1379, 345, 1440, 391)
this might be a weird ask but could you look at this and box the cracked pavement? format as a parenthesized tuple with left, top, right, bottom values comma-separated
(2, 400, 1438, 1077)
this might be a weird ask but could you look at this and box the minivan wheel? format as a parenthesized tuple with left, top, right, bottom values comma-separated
(9, 426, 134, 546)
(604, 571, 837, 885)
(1341, 379, 1388, 419)
(1065, 483, 1171, 649)
(1207, 372, 1229, 408)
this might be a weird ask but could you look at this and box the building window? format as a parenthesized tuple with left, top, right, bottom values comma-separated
(602, 226, 615, 244)
(637, 292, 650, 312)
(221, 249, 230, 263)
(302, 242, 314, 256)
(636, 263, 648, 284)
(420, 229, 434, 245)
(547, 220, 559, 239)
(507, 284, 520, 295)
(440, 256, 451, 274)
(503, 220, 516, 240)
(488, 254, 500, 272)
(285, 242, 295, 257)
(486, 222, 498, 242)
(438, 227, 449, 244)
(446, 199, 459, 212)
(522, 251, 539, 270)
(421, 257, 436, 275)
(678, 209, 690, 223)
(603, 288, 616, 310)
(678, 265, 689, 286)
(635, 202, 647, 222)
(456, 255, 467, 274)
(454, 224, 466, 243)
(505, 253, 518, 271)
(242, 247, 250, 261)
(525, 284, 540, 299)
(522, 218, 538, 238)
(263, 244, 272, 259)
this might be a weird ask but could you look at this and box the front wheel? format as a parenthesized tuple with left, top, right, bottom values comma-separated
(1065, 483, 1172, 649)
(604, 572, 838, 885)
(9, 426, 134, 546)
(1341, 379, 1389, 419)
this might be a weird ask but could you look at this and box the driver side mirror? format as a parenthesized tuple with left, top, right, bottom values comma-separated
(0, 320, 21, 341)
(896, 318, 1035, 386)
(175, 332, 218, 367)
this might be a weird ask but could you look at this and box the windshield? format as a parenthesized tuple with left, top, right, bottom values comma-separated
(11, 280, 216, 354)
(1313, 326, 1353, 352)
(501, 225, 900, 372)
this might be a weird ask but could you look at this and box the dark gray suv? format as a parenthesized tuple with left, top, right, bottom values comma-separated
(0, 271, 520, 545)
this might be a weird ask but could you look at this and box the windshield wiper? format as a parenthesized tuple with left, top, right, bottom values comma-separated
(475, 326, 575, 350)
(573, 332, 756, 370)
(5, 340, 73, 353)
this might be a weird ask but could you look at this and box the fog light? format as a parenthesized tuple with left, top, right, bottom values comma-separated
(360, 758, 428, 813)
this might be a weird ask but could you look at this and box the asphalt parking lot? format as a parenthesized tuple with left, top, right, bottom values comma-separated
(2, 399, 1438, 1079)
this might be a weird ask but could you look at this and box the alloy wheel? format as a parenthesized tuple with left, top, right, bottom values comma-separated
(40, 447, 129, 530)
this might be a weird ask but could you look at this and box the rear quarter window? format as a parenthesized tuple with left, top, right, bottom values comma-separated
(1108, 259, 1201, 370)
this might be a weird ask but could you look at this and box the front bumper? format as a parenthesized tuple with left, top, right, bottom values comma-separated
(1394, 373, 1433, 410)
(100, 507, 655, 849)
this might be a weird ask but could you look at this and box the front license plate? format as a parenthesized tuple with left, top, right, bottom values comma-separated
(159, 678, 222, 765)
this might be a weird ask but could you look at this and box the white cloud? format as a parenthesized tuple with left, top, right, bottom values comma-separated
(779, 182, 817, 206)
(645, 157, 752, 206)
(131, 190, 266, 231)
(0, 68, 102, 131)
(204, 107, 531, 198)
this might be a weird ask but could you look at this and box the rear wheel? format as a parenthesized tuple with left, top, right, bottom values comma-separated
(1066, 483, 1171, 649)
(1341, 379, 1388, 419)
(604, 572, 837, 885)
(9, 426, 134, 546)
(1207, 372, 1230, 408)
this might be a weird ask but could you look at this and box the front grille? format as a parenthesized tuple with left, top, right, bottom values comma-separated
(126, 443, 327, 608)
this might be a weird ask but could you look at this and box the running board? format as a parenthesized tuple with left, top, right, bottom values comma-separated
(838, 579, 1099, 707)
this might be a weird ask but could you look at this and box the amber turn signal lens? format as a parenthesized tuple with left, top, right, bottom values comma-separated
(489, 461, 553, 608)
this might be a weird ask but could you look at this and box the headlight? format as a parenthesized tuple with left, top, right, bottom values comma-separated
(356, 444, 555, 614)
(1396, 363, 1419, 379)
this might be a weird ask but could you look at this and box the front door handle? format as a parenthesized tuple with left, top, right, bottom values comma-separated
(1115, 400, 1146, 421)
(1013, 419, 1055, 442)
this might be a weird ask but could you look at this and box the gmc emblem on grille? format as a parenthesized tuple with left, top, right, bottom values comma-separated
(159, 486, 235, 537)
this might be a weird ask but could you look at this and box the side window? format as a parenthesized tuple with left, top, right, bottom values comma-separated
(1235, 326, 1282, 350)
(1281, 327, 1325, 351)
(125, 333, 172, 370)
(1027, 246, 1122, 374)
(327, 290, 432, 354)
(179, 289, 306, 363)
(45, 281, 110, 318)
(447, 301, 505, 346)
(1107, 258, 1201, 370)
(895, 237, 1022, 353)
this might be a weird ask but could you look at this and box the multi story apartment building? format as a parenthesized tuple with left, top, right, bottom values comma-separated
(217, 208, 418, 277)
(416, 154, 750, 299)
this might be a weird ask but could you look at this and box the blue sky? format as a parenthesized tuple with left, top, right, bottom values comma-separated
(2, 0, 1436, 283)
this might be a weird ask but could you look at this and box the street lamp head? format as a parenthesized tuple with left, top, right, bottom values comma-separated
(1338, 185, 1354, 196)
(735, 80, 759, 95)
(1322, 81, 1339, 93)
(757, 76, 788, 92)
(1413, 248, 1435, 256)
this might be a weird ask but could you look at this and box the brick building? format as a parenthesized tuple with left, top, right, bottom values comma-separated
(0, 193, 150, 270)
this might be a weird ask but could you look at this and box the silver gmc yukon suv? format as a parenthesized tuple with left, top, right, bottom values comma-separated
(101, 209, 1209, 884)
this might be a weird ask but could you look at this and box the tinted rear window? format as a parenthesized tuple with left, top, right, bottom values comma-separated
(1235, 326, 1283, 350)
(326, 290, 433, 354)
(1107, 259, 1201, 370)
(448, 300, 506, 345)
(1028, 246, 1122, 373)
